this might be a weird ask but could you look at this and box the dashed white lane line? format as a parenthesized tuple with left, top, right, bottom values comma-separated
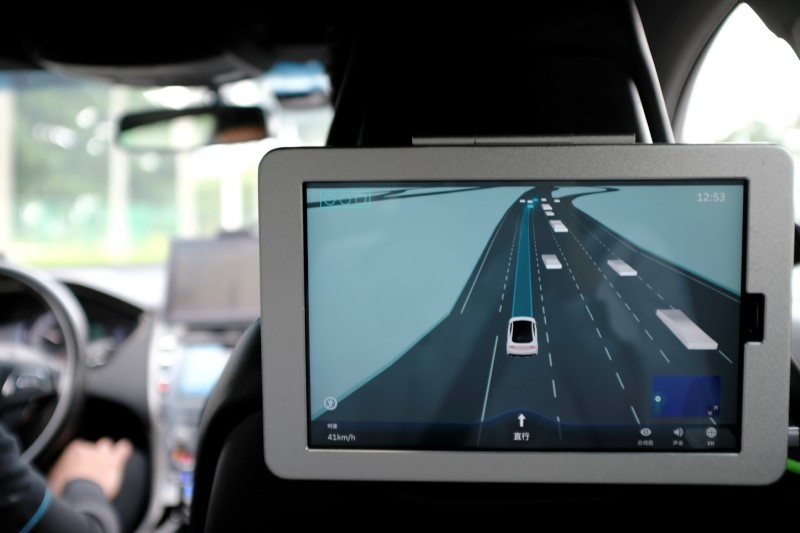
(503, 283, 506, 290)
(552, 379, 558, 399)
(543, 315, 547, 325)
(557, 416, 562, 440)
(616, 372, 625, 390)
(459, 212, 508, 314)
(646, 283, 653, 290)
(545, 332, 550, 344)
(540, 294, 544, 302)
(656, 292, 664, 301)
(585, 305, 594, 321)
(604, 346, 612, 361)
(548, 352, 553, 367)
(595, 327, 602, 339)
(501, 293, 504, 300)
(645, 329, 653, 341)
(615, 291, 622, 299)
(575, 283, 580, 290)
(718, 350, 733, 364)
(624, 303, 631, 311)
(579, 293, 585, 301)
(659, 349, 671, 363)
(633, 313, 640, 323)
(498, 304, 502, 313)
(630, 406, 641, 425)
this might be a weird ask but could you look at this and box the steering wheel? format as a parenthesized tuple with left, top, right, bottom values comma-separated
(0, 264, 87, 463)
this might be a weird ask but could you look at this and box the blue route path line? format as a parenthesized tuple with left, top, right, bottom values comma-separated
(512, 204, 534, 317)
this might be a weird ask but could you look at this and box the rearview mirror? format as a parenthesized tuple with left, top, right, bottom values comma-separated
(117, 106, 267, 152)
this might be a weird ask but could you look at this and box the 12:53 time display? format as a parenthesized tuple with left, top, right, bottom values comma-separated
(697, 192, 726, 202)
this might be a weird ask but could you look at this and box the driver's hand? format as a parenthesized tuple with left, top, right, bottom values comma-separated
(47, 437, 133, 500)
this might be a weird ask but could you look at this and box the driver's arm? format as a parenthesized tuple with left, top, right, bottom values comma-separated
(0, 424, 130, 533)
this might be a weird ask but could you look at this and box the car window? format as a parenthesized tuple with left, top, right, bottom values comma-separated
(679, 3, 800, 221)
(511, 321, 533, 343)
(0, 65, 332, 268)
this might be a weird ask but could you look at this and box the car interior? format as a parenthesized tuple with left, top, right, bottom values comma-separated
(1, 1, 799, 531)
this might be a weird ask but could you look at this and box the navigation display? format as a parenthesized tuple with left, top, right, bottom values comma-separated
(305, 181, 745, 452)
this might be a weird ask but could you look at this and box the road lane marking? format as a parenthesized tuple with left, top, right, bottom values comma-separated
(460, 212, 509, 314)
(633, 313, 640, 323)
(645, 329, 653, 340)
(543, 315, 547, 325)
(505, 275, 508, 281)
(624, 303, 631, 311)
(545, 331, 550, 344)
(604, 346, 612, 360)
(659, 349, 671, 363)
(585, 305, 594, 321)
(557, 416, 562, 440)
(542, 306, 546, 315)
(656, 292, 664, 301)
(596, 327, 602, 339)
(548, 352, 553, 367)
(552, 379, 557, 398)
(579, 293, 585, 301)
(630, 406, 641, 425)
(477, 336, 499, 444)
(609, 282, 614, 288)
(616, 372, 625, 390)
(718, 350, 733, 364)
(540, 294, 544, 302)
(501, 293, 504, 300)
(616, 291, 622, 299)
(575, 283, 580, 290)
(498, 304, 502, 313)
(646, 283, 653, 290)
(503, 283, 506, 290)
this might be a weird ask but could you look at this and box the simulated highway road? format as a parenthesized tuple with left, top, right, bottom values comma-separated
(316, 186, 740, 449)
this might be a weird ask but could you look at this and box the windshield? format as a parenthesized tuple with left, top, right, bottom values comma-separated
(511, 320, 533, 343)
(0, 65, 332, 300)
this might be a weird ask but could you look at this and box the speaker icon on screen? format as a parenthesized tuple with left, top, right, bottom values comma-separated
(673, 428, 685, 438)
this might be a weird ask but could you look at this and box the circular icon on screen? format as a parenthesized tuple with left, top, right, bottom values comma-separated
(706, 427, 717, 439)
(323, 397, 338, 411)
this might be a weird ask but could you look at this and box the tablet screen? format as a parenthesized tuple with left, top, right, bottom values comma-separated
(304, 181, 745, 452)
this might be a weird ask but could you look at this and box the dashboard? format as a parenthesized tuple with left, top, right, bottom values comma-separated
(0, 247, 256, 531)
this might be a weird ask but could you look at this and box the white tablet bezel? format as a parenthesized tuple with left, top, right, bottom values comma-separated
(259, 144, 792, 485)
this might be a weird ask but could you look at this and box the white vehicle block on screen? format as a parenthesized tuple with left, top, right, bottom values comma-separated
(542, 254, 562, 269)
(506, 317, 538, 356)
(656, 309, 718, 350)
(550, 220, 568, 233)
(607, 259, 637, 276)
